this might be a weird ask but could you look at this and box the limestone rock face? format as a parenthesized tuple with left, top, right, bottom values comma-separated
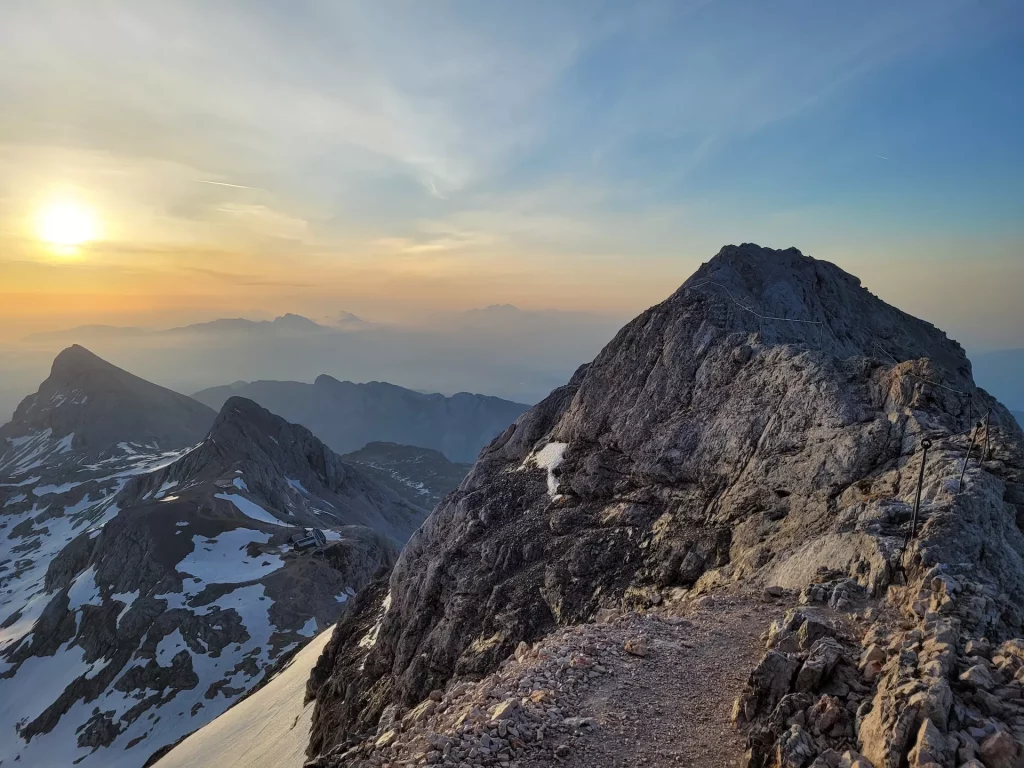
(304, 244, 1024, 763)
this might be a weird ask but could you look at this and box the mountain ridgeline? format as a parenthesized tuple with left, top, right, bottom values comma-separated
(0, 348, 439, 766)
(339, 442, 472, 509)
(193, 378, 529, 463)
(303, 244, 1024, 768)
(0, 344, 216, 469)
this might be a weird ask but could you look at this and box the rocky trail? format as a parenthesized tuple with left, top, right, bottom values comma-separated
(531, 592, 778, 768)
(305, 589, 812, 767)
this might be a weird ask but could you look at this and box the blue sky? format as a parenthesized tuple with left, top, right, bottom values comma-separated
(0, 0, 1021, 347)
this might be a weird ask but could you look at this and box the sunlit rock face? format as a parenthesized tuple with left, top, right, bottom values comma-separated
(304, 243, 1023, 766)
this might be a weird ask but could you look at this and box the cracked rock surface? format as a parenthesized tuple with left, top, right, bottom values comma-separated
(305, 244, 1024, 768)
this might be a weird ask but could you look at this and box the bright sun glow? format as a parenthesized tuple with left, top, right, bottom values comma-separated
(36, 201, 99, 247)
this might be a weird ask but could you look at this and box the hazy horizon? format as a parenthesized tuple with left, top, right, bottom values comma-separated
(1, 2, 1022, 350)
(2, 1, 1023, 418)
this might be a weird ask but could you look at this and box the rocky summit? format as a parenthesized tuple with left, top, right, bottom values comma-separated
(303, 244, 1024, 768)
(0, 344, 216, 469)
(0, 349, 428, 768)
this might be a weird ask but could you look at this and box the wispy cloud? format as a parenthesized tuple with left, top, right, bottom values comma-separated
(0, 0, 1020, 345)
(196, 179, 260, 190)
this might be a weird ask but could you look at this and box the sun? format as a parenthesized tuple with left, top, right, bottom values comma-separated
(36, 201, 99, 247)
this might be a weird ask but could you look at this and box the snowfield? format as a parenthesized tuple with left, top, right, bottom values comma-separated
(155, 626, 334, 768)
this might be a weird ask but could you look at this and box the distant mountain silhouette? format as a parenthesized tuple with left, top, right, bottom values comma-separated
(24, 314, 330, 342)
(0, 344, 215, 463)
(192, 377, 528, 463)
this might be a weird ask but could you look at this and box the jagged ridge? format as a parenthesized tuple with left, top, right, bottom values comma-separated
(0, 344, 215, 460)
(303, 244, 1024, 767)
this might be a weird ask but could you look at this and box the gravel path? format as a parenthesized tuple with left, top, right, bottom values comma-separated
(530, 594, 779, 768)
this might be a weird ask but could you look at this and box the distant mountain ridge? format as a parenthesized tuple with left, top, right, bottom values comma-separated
(0, 349, 426, 767)
(25, 313, 333, 342)
(0, 344, 215, 468)
(339, 442, 471, 509)
(192, 377, 528, 463)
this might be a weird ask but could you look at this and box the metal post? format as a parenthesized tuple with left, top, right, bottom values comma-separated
(957, 423, 981, 495)
(983, 408, 993, 461)
(908, 438, 932, 545)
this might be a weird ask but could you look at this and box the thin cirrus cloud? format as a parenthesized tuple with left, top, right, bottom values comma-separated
(0, 0, 1020, 347)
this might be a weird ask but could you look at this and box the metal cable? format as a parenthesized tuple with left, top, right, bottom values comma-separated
(688, 280, 826, 326)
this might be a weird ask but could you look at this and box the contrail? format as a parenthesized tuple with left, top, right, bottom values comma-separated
(875, 155, 889, 160)
(196, 179, 258, 189)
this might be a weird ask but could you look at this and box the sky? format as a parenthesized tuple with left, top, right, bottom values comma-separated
(0, 0, 1022, 349)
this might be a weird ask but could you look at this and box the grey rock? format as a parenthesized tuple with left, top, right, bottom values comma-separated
(796, 638, 844, 692)
(301, 244, 1024, 766)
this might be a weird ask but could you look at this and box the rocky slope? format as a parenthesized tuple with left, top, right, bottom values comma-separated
(0, 344, 215, 469)
(303, 244, 1024, 768)
(192, 378, 528, 463)
(0, 350, 428, 768)
(340, 442, 471, 509)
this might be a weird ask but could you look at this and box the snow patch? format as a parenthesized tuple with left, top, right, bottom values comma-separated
(111, 590, 139, 627)
(33, 479, 87, 496)
(215, 493, 286, 527)
(175, 529, 281, 595)
(67, 566, 102, 611)
(156, 628, 188, 665)
(522, 441, 569, 497)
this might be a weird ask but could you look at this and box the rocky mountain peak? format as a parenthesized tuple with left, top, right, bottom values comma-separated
(0, 346, 215, 465)
(202, 395, 350, 485)
(679, 244, 968, 371)
(49, 342, 110, 375)
(272, 313, 324, 331)
(304, 244, 1024, 768)
(129, 396, 428, 543)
